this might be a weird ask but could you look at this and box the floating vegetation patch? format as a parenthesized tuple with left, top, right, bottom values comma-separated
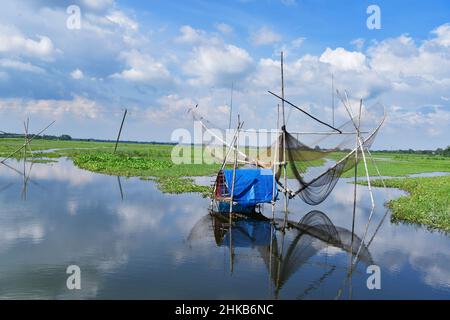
(367, 176, 450, 232)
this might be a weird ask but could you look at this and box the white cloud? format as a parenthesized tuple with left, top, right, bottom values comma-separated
(184, 44, 253, 86)
(70, 68, 84, 80)
(176, 25, 203, 43)
(145, 94, 231, 127)
(215, 23, 233, 34)
(291, 37, 306, 48)
(0, 58, 45, 73)
(81, 0, 114, 10)
(106, 10, 138, 31)
(431, 23, 450, 47)
(320, 47, 367, 71)
(145, 94, 195, 122)
(251, 26, 282, 46)
(0, 96, 103, 119)
(0, 24, 54, 59)
(368, 34, 450, 81)
(112, 50, 171, 83)
(351, 38, 365, 51)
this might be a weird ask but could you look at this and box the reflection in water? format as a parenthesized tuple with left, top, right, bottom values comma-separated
(188, 210, 374, 299)
(0, 158, 449, 299)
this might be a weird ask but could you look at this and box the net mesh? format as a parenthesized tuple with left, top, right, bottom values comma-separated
(188, 102, 385, 206)
(268, 103, 385, 205)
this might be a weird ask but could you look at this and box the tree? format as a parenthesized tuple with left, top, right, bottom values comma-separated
(59, 134, 72, 141)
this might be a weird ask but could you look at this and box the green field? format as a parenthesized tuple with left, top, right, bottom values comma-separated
(1, 138, 449, 231)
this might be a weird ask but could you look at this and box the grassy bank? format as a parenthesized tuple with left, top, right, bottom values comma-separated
(328, 152, 450, 177)
(2, 138, 450, 229)
(369, 176, 450, 232)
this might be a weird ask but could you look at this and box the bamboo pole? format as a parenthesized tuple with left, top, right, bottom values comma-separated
(332, 73, 335, 127)
(228, 82, 234, 130)
(268, 91, 342, 133)
(229, 115, 239, 275)
(338, 95, 378, 267)
(22, 120, 27, 200)
(272, 104, 280, 219)
(114, 109, 127, 154)
(1, 120, 55, 164)
(117, 176, 124, 200)
(239, 129, 366, 135)
(269, 104, 280, 297)
(280, 52, 289, 222)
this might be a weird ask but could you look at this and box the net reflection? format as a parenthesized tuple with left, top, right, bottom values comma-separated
(188, 210, 373, 299)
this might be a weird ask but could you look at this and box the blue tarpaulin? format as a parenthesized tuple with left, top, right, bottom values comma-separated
(223, 169, 278, 207)
(221, 219, 272, 247)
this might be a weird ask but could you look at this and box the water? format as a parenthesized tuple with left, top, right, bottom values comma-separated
(0, 158, 449, 299)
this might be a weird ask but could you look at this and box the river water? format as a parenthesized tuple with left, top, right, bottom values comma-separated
(0, 158, 448, 299)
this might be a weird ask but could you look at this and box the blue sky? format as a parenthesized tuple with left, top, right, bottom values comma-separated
(0, 0, 449, 149)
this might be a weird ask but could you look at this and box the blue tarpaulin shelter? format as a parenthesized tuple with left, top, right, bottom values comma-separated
(221, 219, 272, 247)
(223, 169, 278, 207)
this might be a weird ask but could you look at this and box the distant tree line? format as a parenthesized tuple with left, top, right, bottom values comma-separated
(0, 132, 176, 145)
(376, 146, 450, 156)
(0, 132, 72, 140)
(0, 132, 446, 153)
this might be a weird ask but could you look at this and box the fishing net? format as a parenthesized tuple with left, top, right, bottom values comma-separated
(259, 210, 373, 293)
(188, 101, 385, 206)
(267, 103, 386, 205)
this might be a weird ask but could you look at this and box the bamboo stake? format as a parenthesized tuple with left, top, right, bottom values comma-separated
(229, 115, 239, 275)
(117, 176, 124, 200)
(280, 52, 289, 223)
(114, 109, 127, 154)
(338, 94, 377, 266)
(332, 73, 335, 127)
(211, 122, 242, 203)
(364, 148, 391, 247)
(1, 120, 55, 164)
(269, 104, 280, 297)
(228, 82, 234, 130)
(272, 104, 280, 219)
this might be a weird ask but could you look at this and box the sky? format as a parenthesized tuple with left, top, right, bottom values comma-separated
(0, 0, 449, 149)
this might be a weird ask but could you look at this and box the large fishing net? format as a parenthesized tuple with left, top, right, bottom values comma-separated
(188, 101, 385, 206)
(259, 210, 373, 293)
(187, 210, 373, 295)
(271, 108, 385, 205)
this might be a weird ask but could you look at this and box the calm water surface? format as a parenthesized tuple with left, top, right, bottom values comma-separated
(0, 158, 449, 299)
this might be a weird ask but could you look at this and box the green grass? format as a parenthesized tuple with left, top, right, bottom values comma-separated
(144, 176, 211, 197)
(340, 152, 450, 177)
(2, 138, 450, 224)
(369, 176, 450, 232)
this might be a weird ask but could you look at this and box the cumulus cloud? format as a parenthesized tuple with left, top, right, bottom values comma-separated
(368, 34, 450, 81)
(175, 25, 206, 44)
(106, 10, 138, 31)
(0, 0, 448, 148)
(81, 0, 114, 10)
(351, 38, 365, 51)
(0, 24, 55, 60)
(320, 47, 367, 71)
(70, 69, 84, 79)
(112, 50, 171, 83)
(0, 59, 45, 73)
(431, 23, 450, 47)
(215, 23, 233, 34)
(251, 26, 282, 46)
(184, 44, 253, 86)
(0, 96, 103, 119)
